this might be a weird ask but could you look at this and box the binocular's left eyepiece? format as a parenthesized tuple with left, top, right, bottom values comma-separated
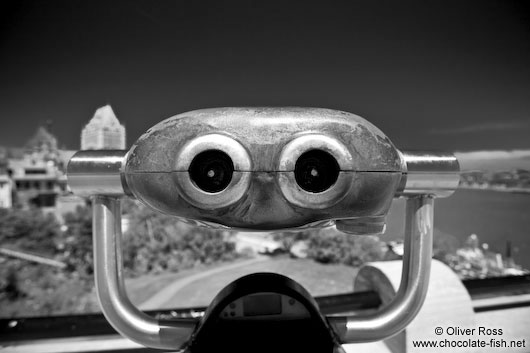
(173, 133, 252, 209)
(188, 149, 234, 193)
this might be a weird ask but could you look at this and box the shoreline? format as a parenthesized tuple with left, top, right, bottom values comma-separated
(459, 185, 530, 194)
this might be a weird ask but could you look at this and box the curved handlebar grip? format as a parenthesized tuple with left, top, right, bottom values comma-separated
(93, 196, 197, 350)
(329, 152, 459, 342)
(328, 195, 434, 342)
(69, 145, 460, 347)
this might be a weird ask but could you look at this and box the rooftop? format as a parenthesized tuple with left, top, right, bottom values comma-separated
(84, 105, 123, 129)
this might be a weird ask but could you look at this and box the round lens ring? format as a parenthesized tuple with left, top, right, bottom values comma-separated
(294, 149, 340, 193)
(189, 150, 234, 193)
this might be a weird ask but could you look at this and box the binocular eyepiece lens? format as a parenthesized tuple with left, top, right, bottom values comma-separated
(189, 150, 234, 193)
(294, 149, 340, 193)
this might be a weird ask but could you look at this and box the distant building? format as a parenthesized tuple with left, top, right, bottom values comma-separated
(81, 105, 126, 150)
(0, 175, 12, 208)
(0, 126, 84, 219)
(24, 126, 60, 162)
(0, 149, 12, 208)
(6, 126, 72, 209)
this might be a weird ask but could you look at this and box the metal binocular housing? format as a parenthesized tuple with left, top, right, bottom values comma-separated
(67, 107, 460, 350)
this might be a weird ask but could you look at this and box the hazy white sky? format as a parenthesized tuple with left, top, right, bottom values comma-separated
(456, 150, 530, 171)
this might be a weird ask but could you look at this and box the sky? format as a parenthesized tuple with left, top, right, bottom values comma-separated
(0, 0, 529, 152)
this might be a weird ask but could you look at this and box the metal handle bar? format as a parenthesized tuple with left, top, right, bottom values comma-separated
(328, 195, 433, 342)
(67, 149, 458, 348)
(93, 195, 197, 350)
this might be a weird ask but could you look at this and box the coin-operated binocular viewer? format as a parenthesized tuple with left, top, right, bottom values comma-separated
(67, 108, 459, 353)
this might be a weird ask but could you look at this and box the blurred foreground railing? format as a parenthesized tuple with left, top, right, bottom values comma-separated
(1, 274, 530, 343)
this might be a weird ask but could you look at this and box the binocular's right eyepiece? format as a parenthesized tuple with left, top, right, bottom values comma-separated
(276, 133, 355, 210)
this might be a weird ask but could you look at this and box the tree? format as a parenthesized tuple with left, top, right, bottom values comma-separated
(0, 208, 61, 255)
(60, 205, 93, 275)
(123, 202, 238, 275)
(306, 227, 385, 266)
(273, 230, 311, 252)
(0, 264, 25, 301)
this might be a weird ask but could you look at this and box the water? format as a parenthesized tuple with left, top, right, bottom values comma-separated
(384, 189, 530, 270)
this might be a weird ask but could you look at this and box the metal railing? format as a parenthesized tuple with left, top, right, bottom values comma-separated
(2, 274, 529, 343)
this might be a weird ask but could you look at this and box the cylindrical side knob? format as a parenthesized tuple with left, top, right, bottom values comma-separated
(67, 150, 130, 197)
(397, 151, 460, 198)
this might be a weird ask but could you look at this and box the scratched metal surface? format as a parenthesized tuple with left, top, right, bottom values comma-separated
(126, 107, 401, 173)
(124, 108, 404, 230)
